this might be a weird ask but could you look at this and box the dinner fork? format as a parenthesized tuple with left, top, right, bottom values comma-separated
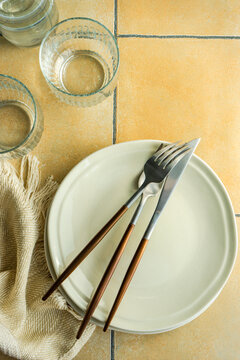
(103, 138, 199, 332)
(76, 142, 191, 339)
(42, 141, 188, 302)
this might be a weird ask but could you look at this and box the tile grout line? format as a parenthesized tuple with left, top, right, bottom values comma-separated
(111, 0, 118, 358)
(112, 0, 118, 145)
(110, 329, 115, 360)
(112, 89, 117, 144)
(117, 34, 240, 39)
(114, 0, 118, 38)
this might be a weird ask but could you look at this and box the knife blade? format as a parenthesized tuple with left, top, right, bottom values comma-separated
(144, 138, 200, 240)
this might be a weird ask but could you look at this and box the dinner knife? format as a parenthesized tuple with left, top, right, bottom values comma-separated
(103, 137, 200, 331)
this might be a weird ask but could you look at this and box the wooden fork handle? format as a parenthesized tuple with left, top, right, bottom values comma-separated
(42, 205, 128, 301)
(103, 237, 149, 332)
(76, 223, 135, 339)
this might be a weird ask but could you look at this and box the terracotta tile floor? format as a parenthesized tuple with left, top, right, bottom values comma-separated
(118, 0, 240, 36)
(1, 0, 240, 359)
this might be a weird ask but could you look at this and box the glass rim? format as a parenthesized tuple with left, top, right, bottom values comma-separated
(0, 0, 55, 31)
(0, 74, 37, 155)
(39, 17, 120, 98)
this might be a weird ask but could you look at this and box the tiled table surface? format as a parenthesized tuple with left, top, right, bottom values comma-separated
(1, 0, 240, 359)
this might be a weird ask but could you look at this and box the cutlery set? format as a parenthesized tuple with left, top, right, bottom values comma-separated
(43, 138, 200, 339)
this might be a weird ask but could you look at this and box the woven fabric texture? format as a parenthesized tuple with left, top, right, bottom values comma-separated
(0, 156, 95, 360)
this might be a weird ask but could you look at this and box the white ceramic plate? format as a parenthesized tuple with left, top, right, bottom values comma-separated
(46, 140, 237, 334)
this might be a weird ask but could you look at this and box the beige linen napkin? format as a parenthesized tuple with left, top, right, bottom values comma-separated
(0, 156, 95, 360)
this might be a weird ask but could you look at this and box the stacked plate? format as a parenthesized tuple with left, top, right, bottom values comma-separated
(44, 140, 237, 334)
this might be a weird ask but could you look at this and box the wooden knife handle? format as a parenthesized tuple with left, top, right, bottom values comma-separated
(76, 223, 135, 339)
(103, 237, 149, 332)
(42, 205, 128, 301)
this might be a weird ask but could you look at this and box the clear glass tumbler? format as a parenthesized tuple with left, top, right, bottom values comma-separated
(0, 74, 43, 159)
(0, 0, 58, 47)
(39, 17, 119, 107)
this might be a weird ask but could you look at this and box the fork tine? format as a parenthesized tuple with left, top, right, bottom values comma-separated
(164, 146, 190, 170)
(153, 142, 179, 161)
(156, 143, 164, 151)
(157, 143, 187, 165)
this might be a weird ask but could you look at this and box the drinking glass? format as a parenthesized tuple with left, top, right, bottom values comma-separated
(0, 74, 43, 159)
(0, 0, 58, 47)
(39, 17, 119, 107)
